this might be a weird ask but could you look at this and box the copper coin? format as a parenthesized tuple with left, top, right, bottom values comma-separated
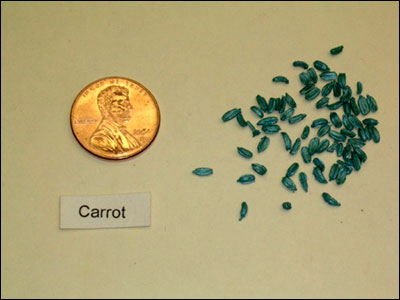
(70, 77, 160, 160)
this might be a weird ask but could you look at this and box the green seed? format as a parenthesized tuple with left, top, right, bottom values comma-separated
(299, 72, 312, 85)
(313, 60, 330, 72)
(299, 172, 308, 192)
(300, 84, 315, 95)
(301, 125, 310, 139)
(289, 138, 301, 155)
(342, 114, 354, 130)
(286, 162, 299, 177)
(316, 97, 330, 109)
(366, 95, 378, 112)
(357, 82, 363, 94)
(275, 98, 284, 112)
(340, 129, 356, 138)
(337, 160, 353, 175)
(281, 132, 292, 151)
(282, 202, 292, 210)
(327, 142, 337, 153)
(371, 127, 380, 143)
(316, 139, 330, 153)
(237, 147, 253, 159)
(236, 112, 248, 127)
(358, 95, 370, 115)
(329, 163, 339, 181)
(353, 147, 367, 163)
(222, 108, 241, 122)
(257, 136, 270, 153)
(313, 167, 328, 184)
(282, 176, 297, 192)
(330, 112, 342, 128)
(336, 142, 344, 157)
(320, 71, 337, 81)
(301, 146, 311, 163)
(333, 81, 342, 97)
(308, 68, 318, 84)
(279, 99, 287, 113)
(293, 60, 308, 69)
(351, 151, 361, 171)
(311, 118, 328, 128)
(192, 167, 213, 176)
(256, 95, 268, 112)
(362, 118, 378, 127)
(317, 124, 331, 137)
(358, 127, 368, 141)
(272, 76, 289, 84)
(342, 86, 352, 101)
(280, 108, 295, 121)
(267, 98, 276, 113)
(338, 73, 346, 88)
(262, 124, 281, 134)
(313, 158, 325, 171)
(257, 116, 279, 126)
(329, 130, 346, 142)
(330, 45, 344, 55)
(239, 202, 248, 221)
(252, 163, 267, 175)
(348, 115, 363, 128)
(336, 168, 347, 185)
(289, 114, 307, 124)
(350, 96, 360, 115)
(284, 93, 297, 108)
(322, 192, 341, 206)
(237, 174, 255, 185)
(308, 137, 320, 155)
(247, 121, 261, 137)
(321, 82, 334, 97)
(305, 86, 320, 101)
(343, 103, 352, 115)
(251, 106, 264, 118)
(327, 101, 342, 110)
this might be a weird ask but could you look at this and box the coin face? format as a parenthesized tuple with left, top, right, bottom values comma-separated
(70, 77, 160, 160)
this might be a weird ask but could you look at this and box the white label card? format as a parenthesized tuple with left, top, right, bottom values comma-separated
(60, 193, 151, 229)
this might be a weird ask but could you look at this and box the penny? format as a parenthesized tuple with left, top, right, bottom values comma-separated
(70, 77, 160, 160)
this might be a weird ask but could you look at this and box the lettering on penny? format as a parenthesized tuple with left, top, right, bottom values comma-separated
(74, 119, 99, 124)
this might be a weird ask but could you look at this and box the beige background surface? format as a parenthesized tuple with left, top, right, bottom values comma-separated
(1, 2, 399, 298)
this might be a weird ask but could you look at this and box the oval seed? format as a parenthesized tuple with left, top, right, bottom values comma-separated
(237, 147, 253, 159)
(330, 45, 344, 55)
(340, 129, 356, 138)
(262, 124, 281, 134)
(353, 147, 367, 163)
(336, 142, 344, 157)
(280, 108, 295, 121)
(282, 176, 297, 192)
(299, 172, 308, 192)
(279, 99, 287, 113)
(330, 112, 342, 128)
(267, 98, 276, 113)
(316, 139, 330, 153)
(350, 96, 360, 115)
(237, 174, 255, 185)
(351, 151, 361, 171)
(371, 127, 380, 143)
(327, 101, 342, 110)
(313, 167, 328, 184)
(301, 146, 311, 163)
(289, 114, 307, 124)
(192, 167, 213, 176)
(343, 103, 352, 115)
(337, 160, 353, 175)
(358, 127, 367, 141)
(336, 167, 347, 185)
(236, 112, 247, 127)
(251, 106, 264, 118)
(316, 97, 330, 109)
(284, 93, 297, 108)
(327, 142, 337, 153)
(313, 158, 325, 171)
(275, 98, 284, 112)
(293, 60, 308, 69)
(362, 118, 378, 127)
(357, 82, 363, 94)
(366, 95, 378, 112)
(300, 84, 315, 95)
(289, 138, 301, 155)
(305, 86, 320, 101)
(257, 116, 278, 126)
(342, 85, 352, 101)
(313, 60, 330, 72)
(320, 71, 337, 81)
(247, 121, 260, 137)
(308, 68, 318, 84)
(282, 202, 292, 210)
(338, 73, 346, 88)
(311, 118, 328, 128)
(342, 114, 354, 130)
(358, 95, 370, 115)
(321, 82, 334, 97)
(308, 137, 320, 155)
(222, 108, 240, 122)
(299, 72, 311, 85)
(257, 136, 270, 153)
(348, 115, 363, 128)
(322, 193, 341, 207)
(256, 95, 268, 112)
(329, 163, 339, 181)
(239, 202, 248, 221)
(252, 163, 267, 175)
(281, 132, 292, 151)
(301, 125, 310, 139)
(328, 130, 346, 142)
(272, 76, 289, 84)
(317, 124, 331, 137)
(286, 162, 299, 177)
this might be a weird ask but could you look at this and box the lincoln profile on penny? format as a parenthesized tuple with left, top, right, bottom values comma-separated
(90, 85, 140, 153)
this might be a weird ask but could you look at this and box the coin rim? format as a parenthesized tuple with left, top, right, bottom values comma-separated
(70, 76, 161, 160)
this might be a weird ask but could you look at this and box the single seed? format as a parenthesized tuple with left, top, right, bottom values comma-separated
(308, 68, 318, 84)
(322, 192, 341, 206)
(358, 95, 370, 115)
(257, 116, 279, 126)
(305, 86, 320, 101)
(300, 84, 315, 95)
(351, 151, 361, 171)
(284, 93, 297, 108)
(257, 136, 270, 153)
(239, 202, 248, 221)
(289, 114, 307, 124)
(311, 118, 328, 128)
(316, 97, 330, 109)
(313, 158, 325, 171)
(262, 124, 281, 134)
(338, 73, 346, 88)
(317, 124, 331, 137)
(336, 142, 344, 157)
(336, 167, 347, 185)
(348, 114, 363, 128)
(342, 86, 352, 101)
(353, 147, 367, 163)
(267, 98, 276, 113)
(308, 137, 320, 155)
(286, 162, 299, 177)
(313, 60, 330, 72)
(237, 174, 255, 185)
(252, 163, 267, 175)
(340, 129, 356, 138)
(330, 45, 344, 55)
(247, 121, 260, 137)
(320, 71, 337, 81)
(333, 81, 341, 97)
(316, 139, 330, 153)
(362, 118, 378, 127)
(222, 108, 240, 122)
(337, 160, 353, 175)
(321, 82, 334, 97)
(192, 167, 213, 176)
(275, 98, 284, 112)
(366, 95, 378, 112)
(282, 176, 297, 192)
(371, 127, 380, 143)
(342, 144, 353, 160)
(350, 97, 360, 115)
(236, 112, 247, 127)
(343, 103, 352, 115)
(272, 76, 289, 84)
(330, 112, 342, 128)
(256, 95, 268, 112)
(358, 127, 368, 141)
(280, 108, 295, 121)
(279, 99, 287, 113)
(301, 125, 310, 139)
(327, 142, 337, 153)
(357, 82, 363, 95)
(313, 167, 328, 184)
(293, 60, 309, 69)
(281, 132, 292, 151)
(329, 130, 346, 142)
(301, 146, 311, 163)
(251, 105, 264, 118)
(299, 172, 308, 192)
(342, 114, 354, 130)
(289, 138, 301, 155)
(237, 147, 253, 159)
(329, 163, 339, 181)
(299, 72, 311, 85)
(327, 101, 342, 110)
(282, 202, 292, 210)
